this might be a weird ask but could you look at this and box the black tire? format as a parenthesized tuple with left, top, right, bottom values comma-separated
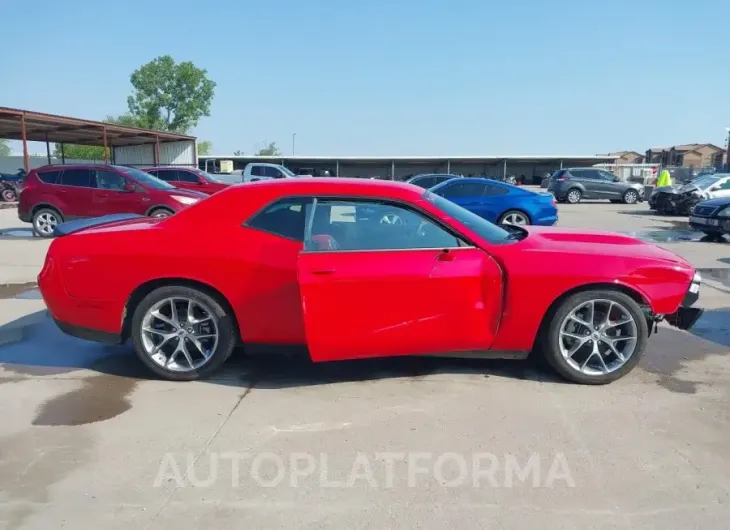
(148, 207, 174, 218)
(566, 188, 582, 204)
(1, 188, 16, 202)
(32, 207, 64, 238)
(130, 285, 237, 381)
(538, 290, 648, 385)
(623, 189, 639, 204)
(498, 209, 531, 225)
(609, 199, 621, 204)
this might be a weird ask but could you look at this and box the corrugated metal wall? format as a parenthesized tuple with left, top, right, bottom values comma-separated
(112, 140, 195, 167)
(113, 144, 154, 166)
(160, 141, 195, 166)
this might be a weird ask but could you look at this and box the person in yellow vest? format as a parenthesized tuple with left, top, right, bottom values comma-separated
(656, 169, 672, 187)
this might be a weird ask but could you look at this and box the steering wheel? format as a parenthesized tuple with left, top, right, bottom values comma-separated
(379, 212, 404, 226)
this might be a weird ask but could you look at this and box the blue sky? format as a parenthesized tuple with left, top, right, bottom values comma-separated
(2, 0, 729, 156)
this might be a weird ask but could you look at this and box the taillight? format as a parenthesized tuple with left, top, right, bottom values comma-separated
(555, 177, 567, 182)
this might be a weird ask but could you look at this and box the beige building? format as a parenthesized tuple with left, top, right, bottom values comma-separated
(603, 151, 645, 164)
(645, 144, 725, 168)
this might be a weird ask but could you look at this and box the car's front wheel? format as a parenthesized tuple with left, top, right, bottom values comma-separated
(623, 189, 639, 204)
(149, 207, 174, 218)
(32, 208, 63, 238)
(539, 290, 647, 384)
(130, 285, 237, 381)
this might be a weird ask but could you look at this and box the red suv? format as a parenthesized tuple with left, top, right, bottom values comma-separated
(143, 166, 230, 195)
(18, 164, 208, 237)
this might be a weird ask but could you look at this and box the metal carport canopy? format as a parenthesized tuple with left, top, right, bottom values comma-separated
(0, 106, 195, 170)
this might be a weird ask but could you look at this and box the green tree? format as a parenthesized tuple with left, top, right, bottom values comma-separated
(0, 140, 11, 157)
(197, 140, 212, 155)
(255, 142, 281, 156)
(233, 150, 244, 156)
(126, 55, 216, 133)
(105, 113, 144, 127)
(52, 144, 106, 160)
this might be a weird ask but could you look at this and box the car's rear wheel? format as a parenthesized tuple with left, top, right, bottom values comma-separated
(130, 286, 237, 381)
(539, 290, 647, 384)
(149, 207, 174, 218)
(32, 208, 63, 238)
(498, 210, 531, 225)
(566, 189, 582, 204)
(623, 190, 639, 204)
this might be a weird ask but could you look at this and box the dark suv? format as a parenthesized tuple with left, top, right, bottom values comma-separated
(143, 166, 230, 195)
(547, 168, 645, 204)
(18, 164, 207, 237)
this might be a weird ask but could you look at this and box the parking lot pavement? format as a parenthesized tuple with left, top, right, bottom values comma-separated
(1, 202, 730, 529)
(0, 208, 51, 285)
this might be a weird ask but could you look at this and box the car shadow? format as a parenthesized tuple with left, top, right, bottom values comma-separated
(0, 310, 565, 387)
(0, 226, 38, 240)
(2, 308, 728, 393)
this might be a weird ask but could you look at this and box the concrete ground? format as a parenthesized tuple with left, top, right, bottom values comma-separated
(1, 200, 730, 529)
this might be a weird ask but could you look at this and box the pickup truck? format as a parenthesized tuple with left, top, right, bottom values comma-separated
(242, 163, 311, 182)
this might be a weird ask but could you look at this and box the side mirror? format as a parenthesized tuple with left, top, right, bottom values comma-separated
(123, 183, 136, 193)
(198, 178, 206, 185)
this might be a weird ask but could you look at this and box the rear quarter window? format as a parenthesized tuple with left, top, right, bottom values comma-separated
(551, 170, 567, 179)
(37, 170, 61, 184)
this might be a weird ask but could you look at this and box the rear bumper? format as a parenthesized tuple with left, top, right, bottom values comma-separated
(54, 319, 122, 344)
(39, 253, 126, 342)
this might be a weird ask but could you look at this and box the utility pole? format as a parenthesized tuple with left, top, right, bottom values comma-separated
(292, 133, 296, 156)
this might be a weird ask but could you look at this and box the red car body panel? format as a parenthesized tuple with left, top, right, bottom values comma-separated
(38, 178, 696, 360)
(18, 164, 207, 223)
(142, 167, 230, 195)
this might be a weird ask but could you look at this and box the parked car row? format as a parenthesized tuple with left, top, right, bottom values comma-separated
(38, 176, 704, 385)
(545, 168, 645, 204)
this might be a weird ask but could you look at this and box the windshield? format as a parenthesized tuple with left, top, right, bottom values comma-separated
(423, 191, 512, 244)
(118, 166, 175, 190)
(686, 175, 722, 190)
(192, 169, 225, 183)
(280, 166, 296, 177)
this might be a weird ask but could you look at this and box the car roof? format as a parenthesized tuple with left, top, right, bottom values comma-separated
(33, 163, 121, 171)
(237, 177, 421, 196)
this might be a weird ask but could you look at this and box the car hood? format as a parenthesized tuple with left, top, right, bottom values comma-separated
(694, 197, 730, 208)
(517, 226, 691, 266)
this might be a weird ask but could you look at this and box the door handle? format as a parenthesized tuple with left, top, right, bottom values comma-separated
(436, 251, 455, 262)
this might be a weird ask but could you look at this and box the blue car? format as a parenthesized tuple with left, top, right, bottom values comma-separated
(429, 178, 558, 226)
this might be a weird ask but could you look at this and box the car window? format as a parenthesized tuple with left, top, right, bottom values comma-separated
(95, 170, 127, 191)
(436, 181, 487, 199)
(413, 176, 435, 188)
(117, 166, 175, 189)
(246, 197, 313, 241)
(550, 170, 567, 180)
(177, 170, 199, 183)
(37, 169, 61, 184)
(264, 166, 284, 178)
(250, 166, 264, 177)
(482, 183, 509, 196)
(60, 168, 94, 188)
(424, 191, 510, 244)
(305, 199, 462, 251)
(153, 169, 177, 182)
(597, 170, 616, 181)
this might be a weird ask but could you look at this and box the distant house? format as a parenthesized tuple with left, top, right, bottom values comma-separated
(602, 151, 645, 164)
(645, 144, 725, 169)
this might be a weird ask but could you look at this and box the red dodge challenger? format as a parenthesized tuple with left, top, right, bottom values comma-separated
(38, 178, 703, 384)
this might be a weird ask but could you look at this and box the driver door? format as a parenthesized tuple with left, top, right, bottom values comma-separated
(297, 198, 504, 362)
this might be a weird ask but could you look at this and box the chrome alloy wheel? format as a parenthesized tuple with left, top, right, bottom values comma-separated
(35, 212, 59, 235)
(558, 299, 638, 376)
(567, 190, 581, 203)
(140, 297, 219, 372)
(501, 212, 528, 225)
